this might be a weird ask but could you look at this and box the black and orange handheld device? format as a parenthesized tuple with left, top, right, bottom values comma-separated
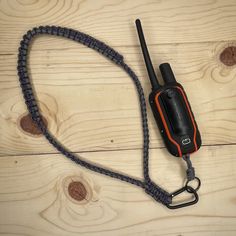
(135, 19, 201, 157)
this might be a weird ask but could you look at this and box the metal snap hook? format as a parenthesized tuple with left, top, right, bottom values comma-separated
(166, 185, 199, 209)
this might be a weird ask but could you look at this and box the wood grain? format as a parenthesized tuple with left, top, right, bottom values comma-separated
(1, 40, 236, 155)
(1, 0, 236, 235)
(1, 0, 236, 53)
(0, 145, 236, 236)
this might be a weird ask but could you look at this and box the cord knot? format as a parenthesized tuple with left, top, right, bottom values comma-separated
(186, 166, 195, 181)
(183, 154, 195, 181)
(144, 180, 172, 205)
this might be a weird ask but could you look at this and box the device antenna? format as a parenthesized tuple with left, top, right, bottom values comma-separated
(135, 19, 160, 89)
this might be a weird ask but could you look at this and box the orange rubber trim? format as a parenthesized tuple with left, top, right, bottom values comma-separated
(155, 92, 182, 157)
(175, 86, 198, 152)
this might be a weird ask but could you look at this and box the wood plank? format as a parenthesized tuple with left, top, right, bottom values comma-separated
(1, 0, 236, 53)
(0, 145, 235, 235)
(1, 1, 236, 235)
(1, 41, 236, 155)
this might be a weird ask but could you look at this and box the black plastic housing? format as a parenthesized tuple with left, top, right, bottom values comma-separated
(135, 19, 201, 157)
(149, 80, 201, 157)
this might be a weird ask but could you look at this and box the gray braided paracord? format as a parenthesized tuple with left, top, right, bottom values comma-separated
(183, 154, 195, 181)
(17, 26, 171, 206)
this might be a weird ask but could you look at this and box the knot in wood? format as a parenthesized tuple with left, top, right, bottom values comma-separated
(68, 181, 87, 201)
(19, 113, 47, 135)
(220, 46, 236, 66)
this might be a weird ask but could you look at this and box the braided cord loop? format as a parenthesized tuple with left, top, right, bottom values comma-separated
(17, 26, 172, 206)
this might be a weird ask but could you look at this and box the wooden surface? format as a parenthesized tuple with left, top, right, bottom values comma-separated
(0, 0, 236, 235)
